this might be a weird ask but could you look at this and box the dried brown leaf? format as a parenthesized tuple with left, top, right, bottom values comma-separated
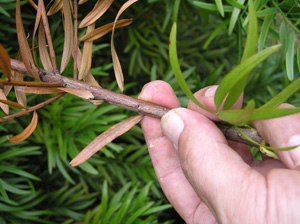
(89, 100, 104, 105)
(16, 0, 41, 81)
(39, 22, 53, 71)
(0, 99, 26, 110)
(8, 111, 38, 143)
(14, 71, 27, 108)
(70, 114, 143, 166)
(16, 86, 63, 94)
(78, 0, 88, 5)
(79, 0, 114, 28)
(31, 0, 43, 66)
(78, 23, 95, 80)
(0, 89, 9, 115)
(47, 0, 63, 16)
(80, 19, 133, 42)
(28, 0, 38, 9)
(58, 88, 94, 100)
(0, 44, 12, 80)
(74, 46, 101, 87)
(111, 0, 138, 92)
(60, 0, 74, 73)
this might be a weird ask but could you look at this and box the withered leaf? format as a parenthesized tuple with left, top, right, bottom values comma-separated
(78, 0, 88, 5)
(79, 23, 95, 80)
(47, 0, 63, 16)
(70, 114, 143, 166)
(58, 88, 94, 100)
(80, 19, 133, 42)
(0, 44, 12, 80)
(0, 89, 9, 115)
(79, 0, 114, 28)
(111, 0, 138, 92)
(14, 71, 27, 108)
(8, 111, 38, 143)
(16, 86, 63, 94)
(0, 99, 26, 110)
(60, 0, 74, 73)
(39, 22, 53, 71)
(16, 0, 41, 81)
(31, 0, 43, 66)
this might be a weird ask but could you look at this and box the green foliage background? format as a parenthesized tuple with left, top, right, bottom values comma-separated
(0, 0, 299, 223)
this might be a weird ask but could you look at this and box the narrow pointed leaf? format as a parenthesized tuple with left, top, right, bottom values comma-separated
(222, 0, 257, 111)
(0, 44, 12, 80)
(58, 88, 94, 100)
(0, 99, 26, 110)
(111, 0, 138, 92)
(169, 23, 212, 113)
(31, 0, 43, 65)
(16, 87, 63, 94)
(258, 14, 273, 51)
(228, 0, 245, 35)
(80, 19, 133, 42)
(217, 107, 300, 122)
(203, 19, 229, 50)
(79, 0, 88, 5)
(79, 23, 95, 80)
(260, 77, 300, 109)
(14, 70, 27, 108)
(214, 44, 281, 111)
(16, 0, 41, 81)
(79, 0, 114, 28)
(47, 0, 63, 16)
(218, 99, 255, 125)
(8, 111, 38, 143)
(70, 115, 142, 166)
(215, 0, 224, 17)
(193, 1, 233, 12)
(39, 21, 53, 71)
(297, 44, 300, 75)
(60, 0, 73, 73)
(225, 0, 245, 9)
(279, 21, 288, 53)
(0, 90, 9, 115)
(286, 31, 295, 81)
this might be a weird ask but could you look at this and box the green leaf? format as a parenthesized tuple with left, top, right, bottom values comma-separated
(193, 1, 233, 12)
(172, 0, 181, 22)
(169, 22, 213, 114)
(0, 166, 41, 181)
(0, 179, 9, 201)
(215, 0, 224, 17)
(286, 31, 295, 81)
(279, 21, 289, 53)
(100, 180, 108, 217)
(258, 14, 273, 51)
(256, 7, 278, 17)
(225, 0, 245, 9)
(0, 146, 41, 161)
(218, 99, 255, 125)
(260, 77, 300, 109)
(215, 44, 281, 111)
(203, 19, 230, 50)
(217, 107, 300, 122)
(228, 0, 246, 35)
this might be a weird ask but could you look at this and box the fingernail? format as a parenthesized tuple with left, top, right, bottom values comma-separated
(205, 86, 218, 97)
(287, 134, 300, 169)
(161, 109, 184, 150)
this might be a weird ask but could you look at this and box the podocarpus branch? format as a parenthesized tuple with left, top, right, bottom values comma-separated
(10, 58, 264, 147)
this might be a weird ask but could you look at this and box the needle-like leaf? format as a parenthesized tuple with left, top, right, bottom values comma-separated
(70, 115, 143, 166)
(215, 0, 224, 17)
(60, 0, 74, 73)
(58, 88, 94, 100)
(8, 111, 38, 143)
(0, 99, 26, 110)
(169, 23, 213, 114)
(0, 44, 12, 80)
(80, 19, 133, 42)
(0, 90, 9, 115)
(16, 0, 41, 81)
(16, 87, 63, 94)
(47, 0, 63, 16)
(111, 0, 138, 92)
(286, 31, 295, 81)
(79, 23, 95, 80)
(79, 0, 114, 28)
(39, 22, 53, 71)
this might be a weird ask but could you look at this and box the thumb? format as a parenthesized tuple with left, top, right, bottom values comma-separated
(161, 108, 265, 222)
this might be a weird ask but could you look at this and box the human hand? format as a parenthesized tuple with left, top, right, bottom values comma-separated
(138, 80, 300, 224)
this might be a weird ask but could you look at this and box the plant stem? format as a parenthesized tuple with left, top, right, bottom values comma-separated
(10, 58, 264, 147)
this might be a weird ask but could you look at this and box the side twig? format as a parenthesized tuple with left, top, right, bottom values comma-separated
(10, 58, 264, 147)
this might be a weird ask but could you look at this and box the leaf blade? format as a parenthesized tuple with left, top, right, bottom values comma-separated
(0, 44, 12, 80)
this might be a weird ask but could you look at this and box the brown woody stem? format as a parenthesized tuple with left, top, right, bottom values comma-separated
(10, 58, 264, 147)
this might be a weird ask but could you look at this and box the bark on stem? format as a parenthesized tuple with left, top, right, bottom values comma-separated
(10, 59, 264, 147)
